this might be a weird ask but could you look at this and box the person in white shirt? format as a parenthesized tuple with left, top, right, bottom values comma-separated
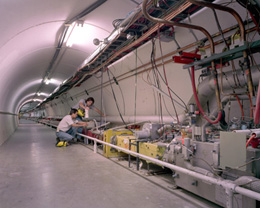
(56, 108, 88, 145)
(72, 97, 104, 139)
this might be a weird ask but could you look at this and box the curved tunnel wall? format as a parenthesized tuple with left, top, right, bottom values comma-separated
(41, 2, 255, 121)
(0, 114, 18, 146)
(1, 1, 259, 145)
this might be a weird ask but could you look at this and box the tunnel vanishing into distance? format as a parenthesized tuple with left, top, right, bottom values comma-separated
(1, 0, 260, 207)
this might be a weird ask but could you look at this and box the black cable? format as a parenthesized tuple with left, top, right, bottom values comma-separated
(151, 39, 164, 125)
(212, 8, 229, 49)
(134, 46, 138, 123)
(162, 96, 176, 121)
(154, 63, 188, 111)
(151, 39, 188, 111)
(212, 8, 242, 87)
(107, 69, 130, 130)
(151, 39, 161, 88)
(100, 67, 104, 124)
(109, 69, 126, 115)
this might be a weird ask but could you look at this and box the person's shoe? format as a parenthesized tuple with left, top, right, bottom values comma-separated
(56, 141, 67, 147)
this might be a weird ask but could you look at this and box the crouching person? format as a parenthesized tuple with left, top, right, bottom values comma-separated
(56, 108, 88, 147)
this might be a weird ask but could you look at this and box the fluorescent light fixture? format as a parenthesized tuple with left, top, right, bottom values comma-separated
(44, 78, 61, 85)
(37, 92, 49, 97)
(36, 92, 49, 97)
(65, 21, 99, 47)
(53, 86, 60, 93)
(64, 22, 76, 47)
(62, 78, 68, 84)
(50, 79, 62, 85)
(44, 78, 50, 85)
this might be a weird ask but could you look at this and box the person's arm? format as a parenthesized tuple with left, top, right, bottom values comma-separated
(79, 102, 89, 110)
(77, 121, 88, 125)
(93, 107, 105, 117)
(71, 122, 88, 127)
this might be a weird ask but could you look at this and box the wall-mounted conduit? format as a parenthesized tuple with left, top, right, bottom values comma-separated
(142, 0, 222, 124)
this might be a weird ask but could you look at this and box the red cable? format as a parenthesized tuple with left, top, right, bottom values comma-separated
(191, 66, 222, 124)
(157, 27, 179, 124)
(235, 95, 244, 120)
(246, 134, 257, 148)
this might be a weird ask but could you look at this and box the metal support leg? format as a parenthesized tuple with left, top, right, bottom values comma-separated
(226, 188, 233, 208)
(128, 140, 131, 168)
(136, 141, 140, 171)
(84, 138, 89, 144)
(94, 141, 97, 153)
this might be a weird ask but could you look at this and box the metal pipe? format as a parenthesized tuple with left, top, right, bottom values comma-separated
(197, 65, 260, 103)
(200, 94, 252, 141)
(70, 25, 256, 100)
(0, 111, 17, 116)
(194, 65, 260, 139)
(32, 119, 260, 204)
(235, 176, 260, 193)
(92, 115, 186, 124)
(187, 0, 245, 41)
(78, 132, 260, 202)
(191, 66, 222, 124)
(34, 0, 107, 101)
(142, 0, 222, 123)
(157, 125, 172, 135)
(110, 120, 149, 130)
(41, 21, 257, 108)
(142, 0, 215, 54)
(184, 161, 215, 178)
(233, 129, 260, 138)
(71, 1, 192, 89)
(188, 0, 255, 102)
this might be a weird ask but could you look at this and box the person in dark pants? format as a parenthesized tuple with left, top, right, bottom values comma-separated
(72, 97, 104, 139)
(56, 108, 88, 146)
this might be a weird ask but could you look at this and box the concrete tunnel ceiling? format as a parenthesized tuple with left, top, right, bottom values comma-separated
(0, 0, 143, 113)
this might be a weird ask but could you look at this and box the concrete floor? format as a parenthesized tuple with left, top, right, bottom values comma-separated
(0, 119, 221, 208)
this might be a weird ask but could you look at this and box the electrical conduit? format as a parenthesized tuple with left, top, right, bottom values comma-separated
(142, 0, 222, 124)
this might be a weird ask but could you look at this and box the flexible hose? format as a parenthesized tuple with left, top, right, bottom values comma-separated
(142, 0, 222, 121)
(246, 133, 257, 148)
(191, 66, 222, 124)
(235, 95, 244, 120)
